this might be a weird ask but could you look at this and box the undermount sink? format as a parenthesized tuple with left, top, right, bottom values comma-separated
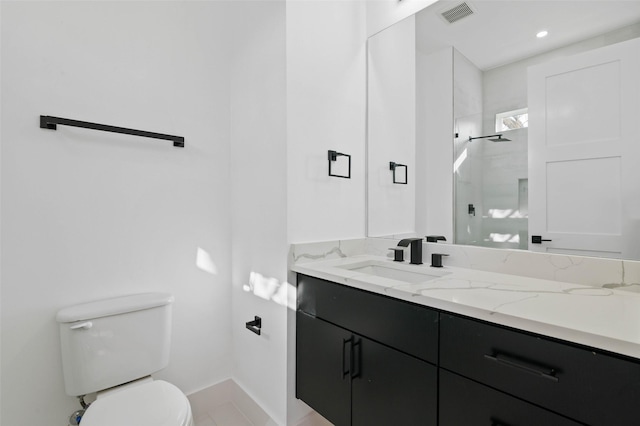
(338, 260, 448, 284)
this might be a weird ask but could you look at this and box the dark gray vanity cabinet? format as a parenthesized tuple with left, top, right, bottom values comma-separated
(296, 274, 438, 426)
(296, 274, 640, 426)
(440, 313, 640, 426)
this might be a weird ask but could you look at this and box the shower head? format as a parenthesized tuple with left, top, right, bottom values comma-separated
(469, 134, 511, 142)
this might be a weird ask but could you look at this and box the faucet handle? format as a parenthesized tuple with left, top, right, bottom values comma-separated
(431, 253, 449, 268)
(389, 247, 404, 262)
(426, 235, 447, 243)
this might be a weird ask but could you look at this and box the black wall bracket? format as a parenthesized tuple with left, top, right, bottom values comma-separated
(40, 115, 185, 148)
(531, 235, 552, 244)
(389, 162, 408, 184)
(328, 150, 351, 179)
(246, 316, 262, 335)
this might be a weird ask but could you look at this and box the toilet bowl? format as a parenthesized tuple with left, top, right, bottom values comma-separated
(79, 378, 193, 426)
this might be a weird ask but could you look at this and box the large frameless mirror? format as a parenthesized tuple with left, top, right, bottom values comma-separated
(367, 0, 640, 260)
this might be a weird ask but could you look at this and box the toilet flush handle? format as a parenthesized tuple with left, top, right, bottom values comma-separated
(69, 321, 93, 330)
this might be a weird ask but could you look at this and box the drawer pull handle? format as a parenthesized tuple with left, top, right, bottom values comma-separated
(484, 353, 559, 383)
(490, 419, 511, 426)
(342, 337, 353, 379)
(351, 339, 362, 379)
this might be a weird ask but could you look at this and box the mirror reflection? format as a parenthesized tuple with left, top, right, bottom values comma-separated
(454, 111, 528, 251)
(367, 0, 640, 260)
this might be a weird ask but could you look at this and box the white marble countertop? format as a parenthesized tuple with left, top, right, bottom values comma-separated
(291, 254, 640, 360)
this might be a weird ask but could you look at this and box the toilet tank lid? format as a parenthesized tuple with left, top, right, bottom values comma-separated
(56, 293, 174, 323)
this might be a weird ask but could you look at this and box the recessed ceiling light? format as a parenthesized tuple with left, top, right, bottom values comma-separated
(536, 30, 549, 38)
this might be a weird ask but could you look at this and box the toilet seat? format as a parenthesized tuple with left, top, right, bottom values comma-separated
(79, 380, 193, 426)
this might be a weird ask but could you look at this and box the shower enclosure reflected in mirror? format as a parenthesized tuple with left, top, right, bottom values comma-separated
(454, 113, 527, 250)
(367, 0, 640, 259)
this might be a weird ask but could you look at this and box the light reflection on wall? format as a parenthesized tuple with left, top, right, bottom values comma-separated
(196, 247, 218, 275)
(453, 148, 468, 174)
(244, 271, 295, 310)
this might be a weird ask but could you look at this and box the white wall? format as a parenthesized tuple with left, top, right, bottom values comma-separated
(0, 1, 421, 424)
(367, 0, 437, 37)
(1, 2, 236, 424)
(286, 0, 367, 244)
(367, 16, 416, 237)
(453, 49, 483, 246)
(231, 0, 369, 420)
(285, 0, 367, 422)
(416, 47, 454, 241)
(0, 3, 3, 418)
(454, 50, 483, 119)
(229, 1, 289, 424)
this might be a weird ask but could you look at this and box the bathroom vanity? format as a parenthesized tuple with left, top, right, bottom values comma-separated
(293, 253, 640, 426)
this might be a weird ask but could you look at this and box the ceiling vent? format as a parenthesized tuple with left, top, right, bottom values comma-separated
(440, 2, 474, 24)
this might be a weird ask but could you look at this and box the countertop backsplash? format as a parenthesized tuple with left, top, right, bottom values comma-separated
(290, 238, 640, 291)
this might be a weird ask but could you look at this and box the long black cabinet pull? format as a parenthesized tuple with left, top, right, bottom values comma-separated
(351, 339, 362, 379)
(484, 353, 559, 383)
(342, 338, 353, 379)
(490, 419, 511, 426)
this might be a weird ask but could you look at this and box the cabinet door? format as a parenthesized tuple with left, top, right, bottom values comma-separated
(352, 336, 437, 426)
(296, 311, 351, 426)
(440, 370, 581, 426)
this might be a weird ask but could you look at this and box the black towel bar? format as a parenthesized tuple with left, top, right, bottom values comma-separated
(40, 115, 185, 148)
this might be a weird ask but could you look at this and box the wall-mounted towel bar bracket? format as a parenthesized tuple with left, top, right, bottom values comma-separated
(40, 115, 185, 148)
(389, 162, 408, 184)
(531, 235, 552, 244)
(328, 150, 351, 179)
(246, 316, 262, 335)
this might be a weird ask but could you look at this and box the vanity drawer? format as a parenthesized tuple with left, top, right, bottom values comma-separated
(297, 274, 438, 363)
(440, 313, 640, 425)
(440, 369, 580, 426)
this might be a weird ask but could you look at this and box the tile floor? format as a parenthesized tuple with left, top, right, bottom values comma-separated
(191, 384, 333, 426)
(195, 401, 254, 426)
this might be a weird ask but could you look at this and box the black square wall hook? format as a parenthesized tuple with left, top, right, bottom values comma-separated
(328, 150, 351, 179)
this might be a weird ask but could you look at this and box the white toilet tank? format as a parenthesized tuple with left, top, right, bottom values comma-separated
(56, 292, 174, 396)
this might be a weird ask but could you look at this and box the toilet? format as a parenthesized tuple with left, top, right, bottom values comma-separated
(56, 292, 194, 426)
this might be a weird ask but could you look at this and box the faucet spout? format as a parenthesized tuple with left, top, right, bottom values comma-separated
(397, 238, 423, 265)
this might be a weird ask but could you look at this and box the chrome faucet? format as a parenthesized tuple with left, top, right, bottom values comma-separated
(397, 238, 423, 265)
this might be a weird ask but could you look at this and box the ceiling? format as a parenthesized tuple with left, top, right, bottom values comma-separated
(415, 0, 640, 70)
